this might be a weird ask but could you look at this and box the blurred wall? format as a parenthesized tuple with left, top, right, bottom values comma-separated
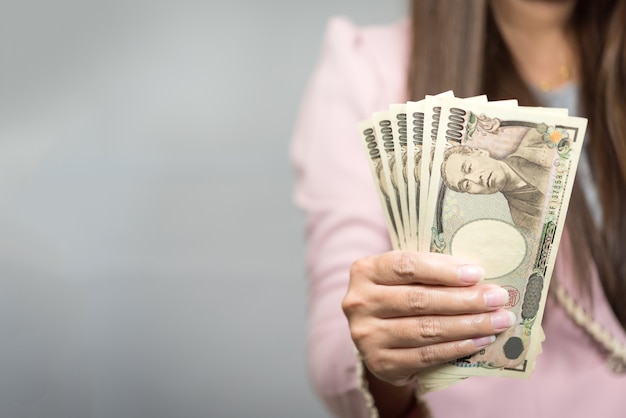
(0, 1, 404, 417)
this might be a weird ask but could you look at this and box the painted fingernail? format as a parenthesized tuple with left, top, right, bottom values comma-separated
(491, 310, 516, 331)
(472, 335, 496, 348)
(457, 265, 485, 284)
(484, 287, 509, 308)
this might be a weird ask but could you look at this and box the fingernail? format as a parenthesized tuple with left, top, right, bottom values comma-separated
(457, 265, 485, 284)
(484, 287, 509, 308)
(491, 311, 516, 331)
(472, 335, 496, 348)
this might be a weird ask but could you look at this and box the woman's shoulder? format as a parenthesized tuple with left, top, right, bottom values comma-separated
(321, 16, 410, 56)
(321, 16, 410, 70)
(313, 16, 411, 112)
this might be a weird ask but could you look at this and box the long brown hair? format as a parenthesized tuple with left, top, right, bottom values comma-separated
(408, 0, 626, 327)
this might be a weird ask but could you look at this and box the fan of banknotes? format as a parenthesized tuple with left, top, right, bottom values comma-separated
(358, 90, 588, 393)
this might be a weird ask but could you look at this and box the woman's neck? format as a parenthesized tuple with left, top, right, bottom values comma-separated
(489, 0, 579, 91)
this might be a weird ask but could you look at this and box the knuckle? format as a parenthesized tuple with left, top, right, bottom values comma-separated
(341, 290, 355, 312)
(349, 322, 371, 344)
(366, 352, 392, 376)
(349, 259, 366, 281)
(343, 259, 374, 315)
(416, 316, 442, 339)
(417, 344, 439, 365)
(391, 251, 419, 278)
(365, 352, 414, 387)
(406, 287, 431, 313)
(363, 352, 381, 372)
(341, 290, 365, 316)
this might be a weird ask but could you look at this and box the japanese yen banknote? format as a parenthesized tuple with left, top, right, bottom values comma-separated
(358, 93, 587, 392)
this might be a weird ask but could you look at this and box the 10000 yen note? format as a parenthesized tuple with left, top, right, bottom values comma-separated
(358, 119, 402, 250)
(426, 99, 587, 378)
(405, 100, 426, 251)
(372, 110, 407, 248)
(420, 93, 492, 249)
(419, 91, 456, 249)
(389, 104, 414, 249)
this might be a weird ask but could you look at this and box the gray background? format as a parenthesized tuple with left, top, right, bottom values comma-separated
(0, 1, 404, 417)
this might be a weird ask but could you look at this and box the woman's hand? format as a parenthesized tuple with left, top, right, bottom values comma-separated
(342, 250, 515, 387)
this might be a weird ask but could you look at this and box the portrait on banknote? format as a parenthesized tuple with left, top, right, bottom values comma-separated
(429, 108, 585, 373)
(439, 122, 562, 233)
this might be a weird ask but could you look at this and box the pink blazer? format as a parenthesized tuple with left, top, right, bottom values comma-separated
(290, 16, 626, 418)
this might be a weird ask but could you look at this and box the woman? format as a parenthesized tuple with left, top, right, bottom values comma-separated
(291, 1, 626, 417)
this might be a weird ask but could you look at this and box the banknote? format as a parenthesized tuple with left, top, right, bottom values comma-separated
(419, 91, 455, 250)
(358, 119, 402, 250)
(420, 93, 491, 249)
(372, 110, 407, 248)
(405, 100, 426, 251)
(389, 103, 414, 249)
(425, 98, 587, 377)
(358, 94, 587, 391)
